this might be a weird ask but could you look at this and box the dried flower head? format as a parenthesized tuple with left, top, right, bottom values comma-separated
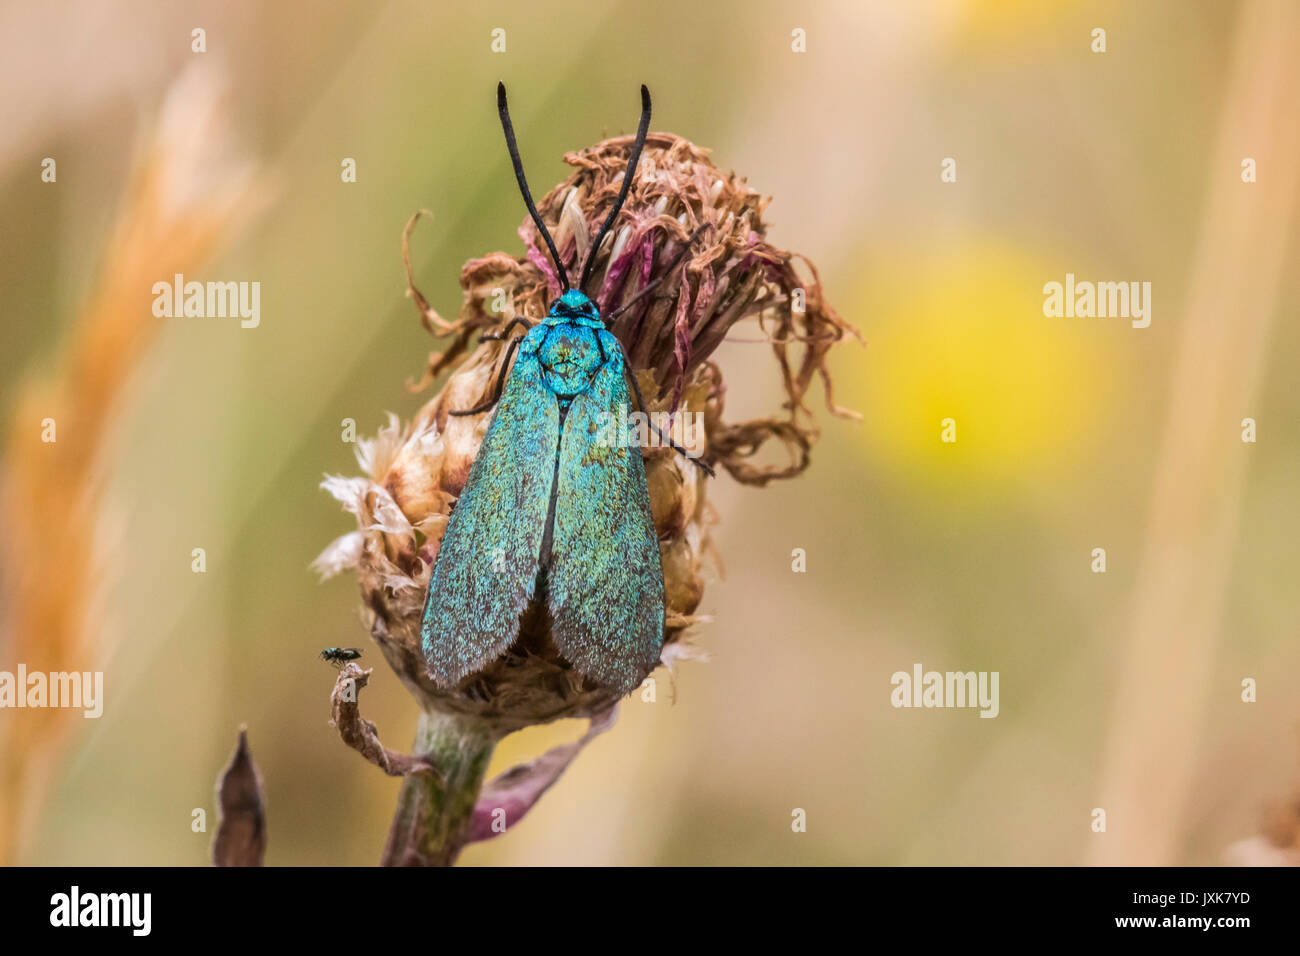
(318, 131, 858, 736)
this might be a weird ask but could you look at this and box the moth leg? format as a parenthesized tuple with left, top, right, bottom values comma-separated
(481, 316, 535, 342)
(604, 224, 708, 325)
(449, 334, 525, 417)
(624, 359, 715, 477)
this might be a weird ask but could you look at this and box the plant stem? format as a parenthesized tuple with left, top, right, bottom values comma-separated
(381, 710, 497, 866)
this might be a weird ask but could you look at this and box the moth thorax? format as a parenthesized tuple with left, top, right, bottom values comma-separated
(538, 323, 603, 397)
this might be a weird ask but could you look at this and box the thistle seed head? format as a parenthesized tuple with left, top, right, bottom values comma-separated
(318, 132, 858, 732)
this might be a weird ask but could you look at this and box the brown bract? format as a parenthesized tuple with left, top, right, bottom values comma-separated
(212, 729, 267, 867)
(318, 131, 858, 733)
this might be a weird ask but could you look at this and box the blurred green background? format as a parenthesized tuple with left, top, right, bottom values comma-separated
(2, 0, 1297, 865)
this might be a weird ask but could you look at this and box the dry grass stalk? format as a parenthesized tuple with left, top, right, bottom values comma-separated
(0, 64, 259, 863)
(1086, 0, 1300, 864)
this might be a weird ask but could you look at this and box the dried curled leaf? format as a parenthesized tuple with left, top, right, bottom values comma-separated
(329, 663, 440, 778)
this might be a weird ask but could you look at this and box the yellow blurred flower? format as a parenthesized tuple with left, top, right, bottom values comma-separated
(848, 243, 1112, 494)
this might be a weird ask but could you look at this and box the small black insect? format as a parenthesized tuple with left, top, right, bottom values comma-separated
(320, 647, 362, 667)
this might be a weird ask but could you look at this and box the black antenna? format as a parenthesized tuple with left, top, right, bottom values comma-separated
(579, 84, 652, 293)
(497, 82, 570, 291)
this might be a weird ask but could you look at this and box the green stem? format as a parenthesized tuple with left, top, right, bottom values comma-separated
(381, 711, 497, 866)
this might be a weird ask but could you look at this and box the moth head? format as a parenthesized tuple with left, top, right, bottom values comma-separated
(551, 288, 600, 322)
